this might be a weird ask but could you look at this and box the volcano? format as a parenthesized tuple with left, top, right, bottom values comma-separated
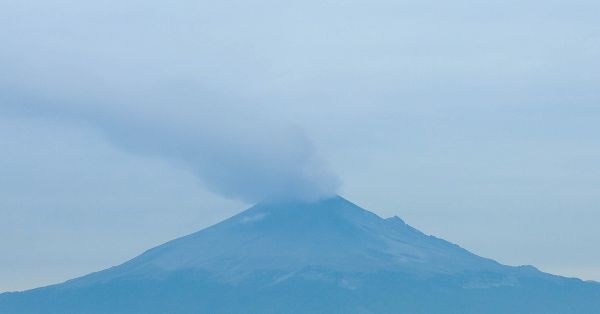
(1, 196, 599, 313)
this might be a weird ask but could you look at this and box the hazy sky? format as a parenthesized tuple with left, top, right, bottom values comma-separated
(2, 0, 600, 291)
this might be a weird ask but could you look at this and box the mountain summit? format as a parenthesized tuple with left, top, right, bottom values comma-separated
(1, 196, 599, 313)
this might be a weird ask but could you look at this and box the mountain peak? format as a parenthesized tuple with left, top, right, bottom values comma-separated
(243, 195, 373, 220)
(70, 196, 509, 284)
(249, 195, 364, 215)
(3, 197, 600, 314)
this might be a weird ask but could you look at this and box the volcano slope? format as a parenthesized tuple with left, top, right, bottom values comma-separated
(1, 196, 599, 313)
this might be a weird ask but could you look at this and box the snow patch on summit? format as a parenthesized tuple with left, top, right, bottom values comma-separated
(240, 213, 268, 224)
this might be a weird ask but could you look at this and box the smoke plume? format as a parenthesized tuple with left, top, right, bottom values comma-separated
(0, 0, 346, 203)
(1, 86, 340, 203)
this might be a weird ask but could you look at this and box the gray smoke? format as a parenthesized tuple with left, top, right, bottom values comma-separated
(1, 84, 341, 203)
(0, 0, 351, 203)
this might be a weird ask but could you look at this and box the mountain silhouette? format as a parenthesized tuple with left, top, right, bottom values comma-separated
(1, 196, 599, 313)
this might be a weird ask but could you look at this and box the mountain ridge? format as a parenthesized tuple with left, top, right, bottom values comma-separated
(2, 196, 599, 313)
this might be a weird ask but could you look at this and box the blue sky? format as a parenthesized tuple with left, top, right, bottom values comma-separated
(1, 0, 600, 291)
